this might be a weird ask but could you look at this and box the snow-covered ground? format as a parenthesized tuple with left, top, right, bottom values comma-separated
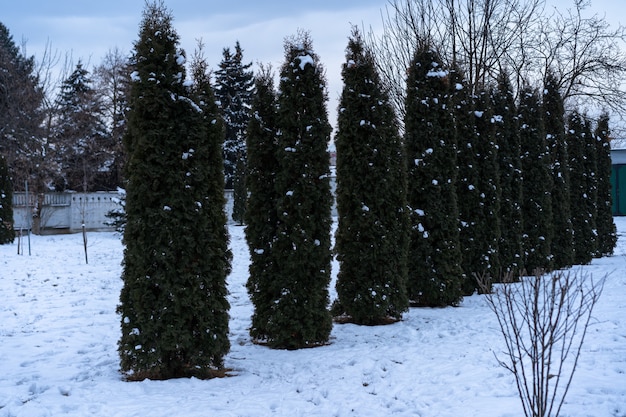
(1, 219, 625, 417)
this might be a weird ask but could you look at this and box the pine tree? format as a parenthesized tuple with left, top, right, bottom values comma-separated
(118, 3, 231, 379)
(519, 87, 553, 273)
(404, 45, 463, 307)
(333, 29, 409, 325)
(215, 41, 254, 190)
(269, 32, 333, 348)
(52, 62, 110, 191)
(245, 66, 280, 342)
(543, 71, 573, 269)
(492, 72, 524, 277)
(0, 155, 15, 244)
(594, 113, 617, 256)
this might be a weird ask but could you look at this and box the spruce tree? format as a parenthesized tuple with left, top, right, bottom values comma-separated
(269, 32, 333, 348)
(118, 2, 231, 379)
(543, 71, 573, 269)
(52, 62, 110, 191)
(594, 113, 617, 256)
(404, 45, 463, 307)
(333, 29, 409, 324)
(492, 72, 524, 277)
(519, 87, 553, 273)
(0, 155, 15, 244)
(245, 66, 280, 342)
(215, 41, 254, 190)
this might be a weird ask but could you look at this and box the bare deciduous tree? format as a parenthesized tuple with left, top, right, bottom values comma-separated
(480, 269, 606, 417)
(367, 0, 626, 130)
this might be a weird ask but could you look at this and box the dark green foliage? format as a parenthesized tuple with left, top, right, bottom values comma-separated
(333, 29, 409, 324)
(245, 67, 280, 341)
(215, 41, 254, 189)
(567, 111, 596, 265)
(594, 113, 617, 256)
(491, 73, 524, 277)
(453, 75, 501, 294)
(52, 62, 111, 191)
(118, 2, 231, 380)
(231, 154, 246, 225)
(519, 87, 553, 273)
(0, 22, 46, 192)
(543, 72, 573, 269)
(404, 46, 463, 307)
(0, 156, 15, 244)
(267, 33, 333, 348)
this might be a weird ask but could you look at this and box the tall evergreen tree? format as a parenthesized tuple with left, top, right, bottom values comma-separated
(404, 45, 463, 307)
(0, 22, 46, 192)
(118, 2, 231, 379)
(215, 41, 254, 190)
(543, 71, 573, 269)
(567, 110, 596, 265)
(333, 29, 409, 324)
(267, 32, 333, 348)
(51, 62, 111, 191)
(454, 76, 501, 293)
(594, 113, 617, 256)
(492, 72, 524, 277)
(0, 155, 14, 244)
(519, 87, 553, 273)
(245, 66, 280, 342)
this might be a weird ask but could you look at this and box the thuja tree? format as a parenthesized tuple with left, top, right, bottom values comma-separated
(491, 72, 524, 277)
(118, 2, 231, 380)
(0, 155, 15, 244)
(404, 45, 463, 307)
(245, 66, 280, 342)
(594, 113, 617, 256)
(269, 32, 333, 348)
(567, 111, 596, 265)
(455, 80, 501, 294)
(543, 71, 573, 270)
(518, 87, 553, 274)
(333, 29, 409, 324)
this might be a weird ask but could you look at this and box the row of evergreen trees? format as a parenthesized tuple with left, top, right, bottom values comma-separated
(117, 1, 616, 379)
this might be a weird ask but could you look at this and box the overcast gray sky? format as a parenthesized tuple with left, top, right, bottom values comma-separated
(3, 0, 624, 131)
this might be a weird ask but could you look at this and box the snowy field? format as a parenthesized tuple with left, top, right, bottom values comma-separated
(1, 218, 625, 417)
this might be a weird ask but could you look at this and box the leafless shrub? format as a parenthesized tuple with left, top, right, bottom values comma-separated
(479, 269, 606, 417)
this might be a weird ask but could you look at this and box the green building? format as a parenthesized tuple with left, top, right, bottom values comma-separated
(611, 148, 626, 216)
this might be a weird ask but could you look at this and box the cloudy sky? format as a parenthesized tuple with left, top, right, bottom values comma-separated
(3, 0, 624, 129)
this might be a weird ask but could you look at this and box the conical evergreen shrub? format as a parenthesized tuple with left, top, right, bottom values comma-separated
(543, 71, 573, 269)
(118, 2, 231, 380)
(333, 29, 409, 325)
(491, 73, 524, 277)
(568, 111, 600, 264)
(519, 87, 553, 273)
(404, 45, 463, 307)
(594, 113, 617, 256)
(268, 32, 333, 348)
(245, 67, 280, 342)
